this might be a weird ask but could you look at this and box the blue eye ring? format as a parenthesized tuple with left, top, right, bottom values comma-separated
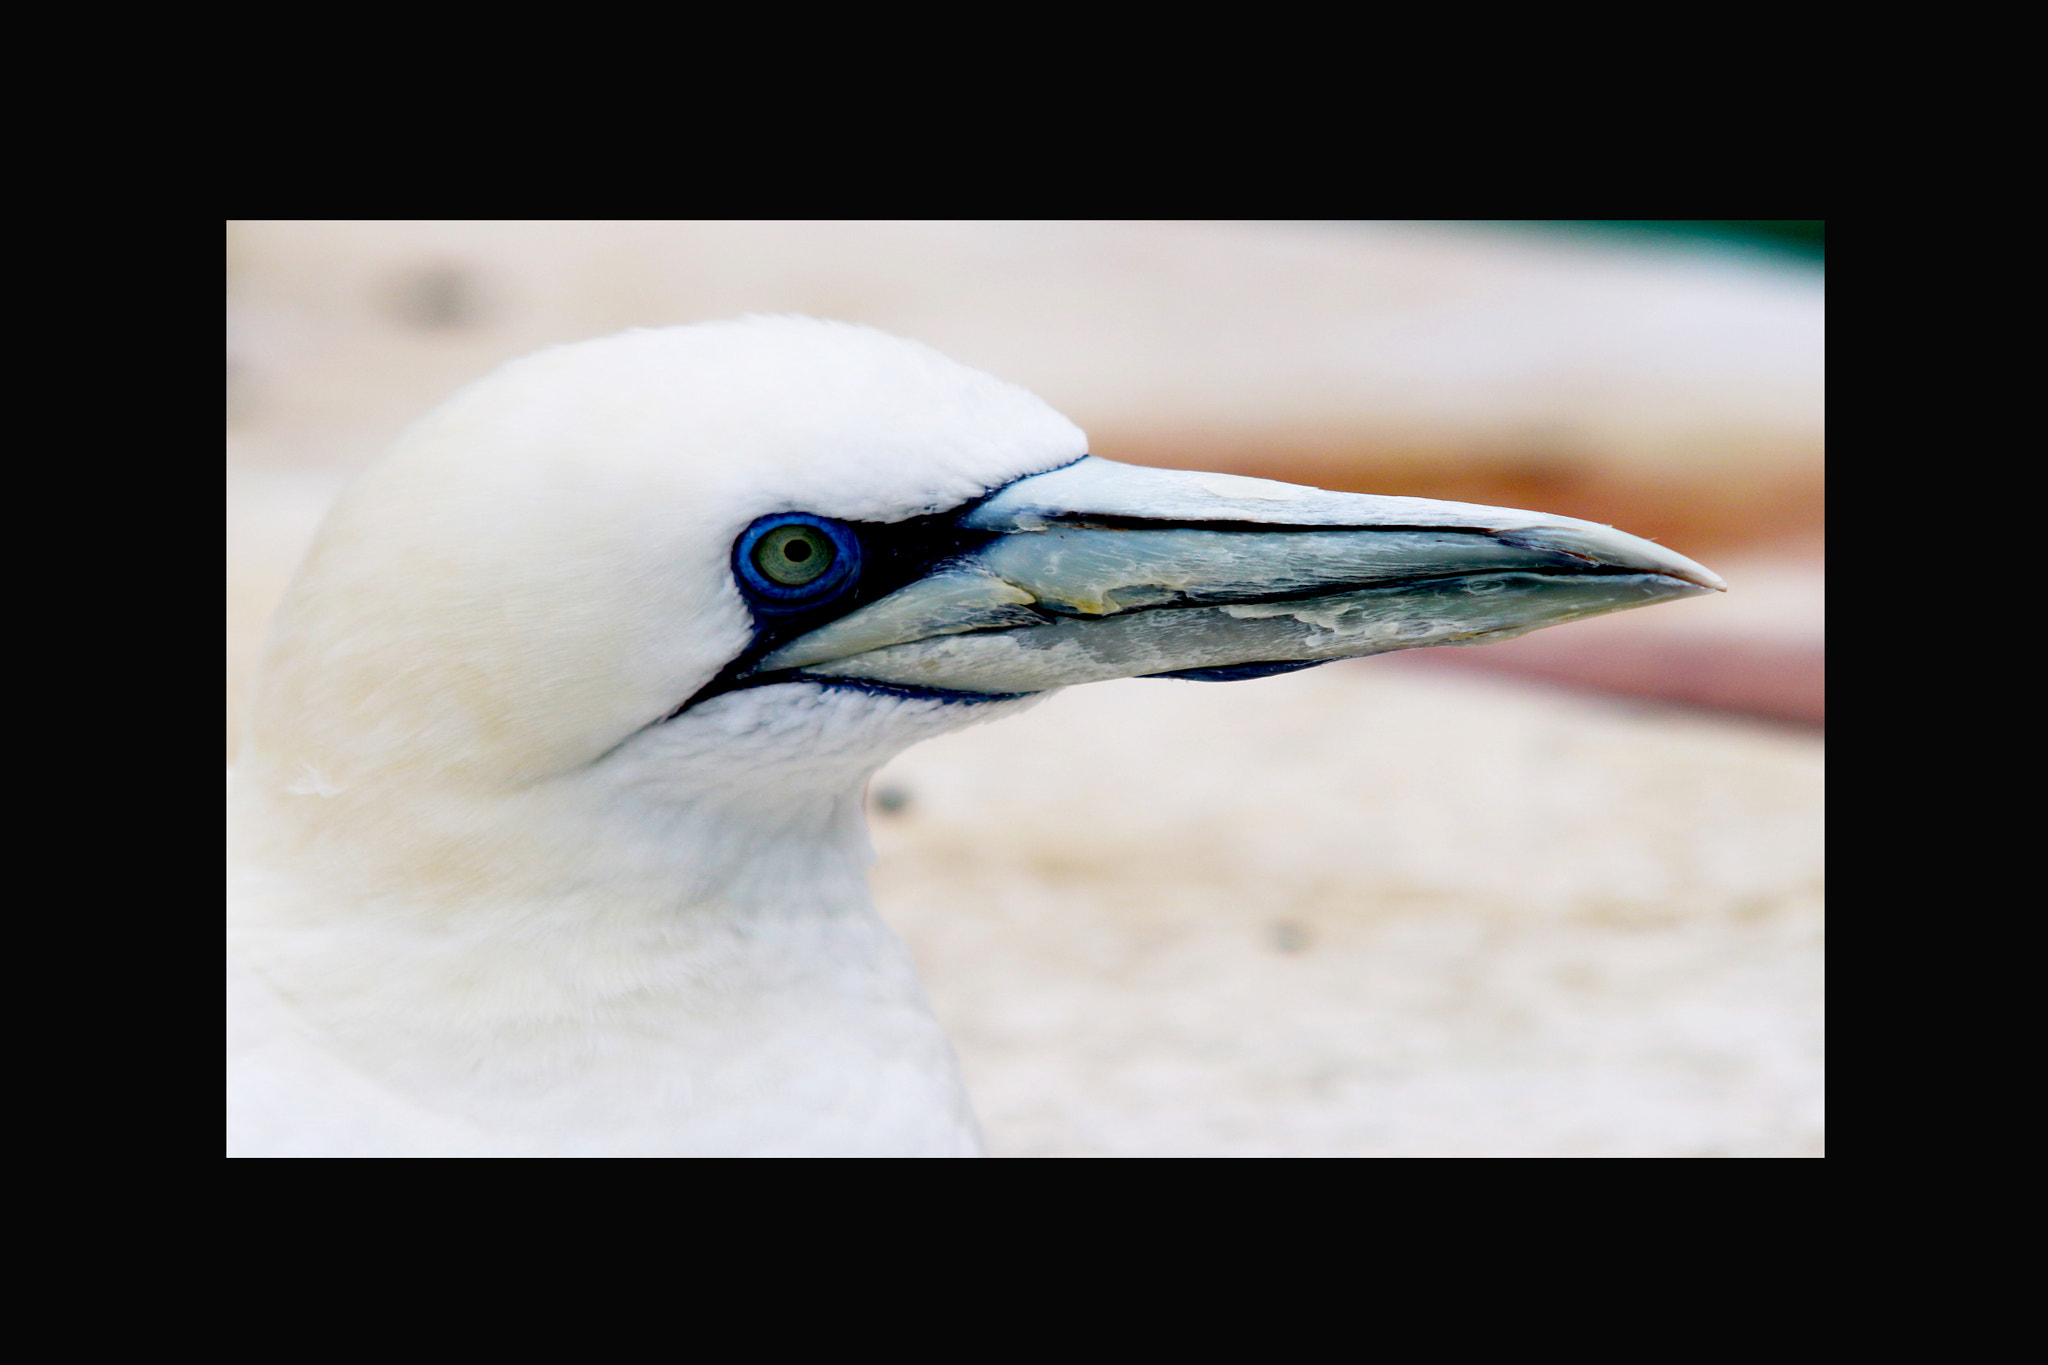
(734, 514, 862, 612)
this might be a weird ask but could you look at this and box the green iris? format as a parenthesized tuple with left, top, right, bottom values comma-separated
(753, 524, 836, 586)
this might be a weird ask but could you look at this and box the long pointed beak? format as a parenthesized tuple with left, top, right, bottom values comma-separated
(752, 457, 1723, 694)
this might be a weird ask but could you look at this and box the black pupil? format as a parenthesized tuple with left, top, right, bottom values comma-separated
(786, 540, 813, 563)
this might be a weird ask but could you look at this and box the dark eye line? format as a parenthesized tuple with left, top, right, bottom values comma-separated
(658, 462, 1094, 728)
(671, 509, 1002, 723)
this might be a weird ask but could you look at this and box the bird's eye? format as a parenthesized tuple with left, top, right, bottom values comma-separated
(735, 514, 861, 610)
(754, 525, 835, 586)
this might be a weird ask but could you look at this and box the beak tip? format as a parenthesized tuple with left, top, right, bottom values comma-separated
(1508, 522, 1726, 596)
(1678, 565, 1728, 594)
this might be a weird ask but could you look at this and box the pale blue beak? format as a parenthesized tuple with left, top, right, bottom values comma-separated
(753, 457, 1723, 693)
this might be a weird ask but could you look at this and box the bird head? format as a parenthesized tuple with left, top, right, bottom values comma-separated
(238, 317, 1720, 899)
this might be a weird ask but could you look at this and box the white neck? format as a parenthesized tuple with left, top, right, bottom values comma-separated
(230, 685, 1033, 1156)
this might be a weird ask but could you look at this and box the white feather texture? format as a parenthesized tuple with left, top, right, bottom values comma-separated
(230, 318, 1082, 1156)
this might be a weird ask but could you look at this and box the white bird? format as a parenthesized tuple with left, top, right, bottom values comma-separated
(228, 317, 1722, 1157)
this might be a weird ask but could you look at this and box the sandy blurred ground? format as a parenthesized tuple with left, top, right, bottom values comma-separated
(227, 221, 1823, 1156)
(871, 666, 1820, 1156)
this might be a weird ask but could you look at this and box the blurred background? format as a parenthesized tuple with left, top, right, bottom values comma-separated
(227, 221, 1823, 1156)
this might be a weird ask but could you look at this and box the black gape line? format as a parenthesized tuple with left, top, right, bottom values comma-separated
(672, 501, 1342, 717)
(656, 456, 1096, 723)
(666, 506, 1007, 719)
(1149, 660, 1332, 682)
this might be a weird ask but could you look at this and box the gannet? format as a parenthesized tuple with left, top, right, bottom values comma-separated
(228, 317, 1723, 1157)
